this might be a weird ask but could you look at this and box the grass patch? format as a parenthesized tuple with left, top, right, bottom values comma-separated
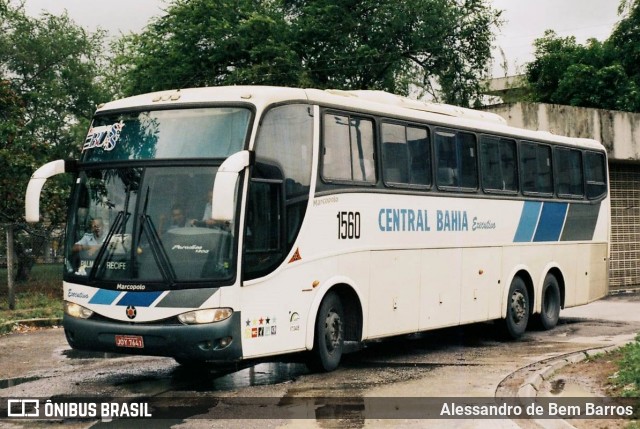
(0, 264, 63, 334)
(612, 334, 640, 397)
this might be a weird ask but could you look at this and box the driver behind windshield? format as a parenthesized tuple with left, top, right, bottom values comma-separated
(73, 218, 106, 257)
(159, 204, 187, 234)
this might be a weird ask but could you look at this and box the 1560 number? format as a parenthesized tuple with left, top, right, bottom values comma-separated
(337, 211, 361, 239)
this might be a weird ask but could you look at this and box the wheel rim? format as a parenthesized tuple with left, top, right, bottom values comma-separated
(510, 290, 527, 324)
(324, 310, 343, 353)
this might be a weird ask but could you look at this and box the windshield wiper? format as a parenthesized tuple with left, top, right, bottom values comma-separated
(89, 210, 129, 280)
(140, 215, 176, 283)
(89, 178, 134, 281)
(138, 186, 177, 283)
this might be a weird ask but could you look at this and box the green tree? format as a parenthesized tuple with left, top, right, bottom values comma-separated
(525, 0, 640, 112)
(113, 0, 301, 97)
(609, 0, 640, 87)
(553, 63, 639, 111)
(526, 31, 585, 104)
(114, 0, 501, 107)
(0, 1, 108, 288)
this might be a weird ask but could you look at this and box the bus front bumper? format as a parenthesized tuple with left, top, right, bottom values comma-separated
(63, 312, 243, 363)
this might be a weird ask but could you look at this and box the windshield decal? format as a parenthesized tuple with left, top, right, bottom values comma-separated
(82, 121, 125, 152)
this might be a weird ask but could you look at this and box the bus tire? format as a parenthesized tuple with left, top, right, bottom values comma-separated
(537, 274, 561, 330)
(307, 292, 344, 372)
(502, 276, 529, 339)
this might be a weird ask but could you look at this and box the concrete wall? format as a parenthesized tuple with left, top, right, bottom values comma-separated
(484, 102, 640, 161)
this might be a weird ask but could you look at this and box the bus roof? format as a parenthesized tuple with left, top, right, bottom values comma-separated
(96, 86, 605, 151)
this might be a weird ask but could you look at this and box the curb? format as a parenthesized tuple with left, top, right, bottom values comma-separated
(516, 340, 634, 428)
(516, 344, 621, 398)
(517, 343, 626, 398)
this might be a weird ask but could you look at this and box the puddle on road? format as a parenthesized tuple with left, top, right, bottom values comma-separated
(115, 362, 310, 395)
(83, 363, 319, 427)
(169, 362, 310, 392)
(194, 362, 310, 391)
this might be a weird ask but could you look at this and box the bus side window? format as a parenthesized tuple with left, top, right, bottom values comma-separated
(244, 179, 283, 279)
(350, 117, 376, 183)
(436, 130, 477, 191)
(323, 114, 352, 181)
(536, 145, 553, 194)
(480, 136, 517, 193)
(247, 104, 313, 280)
(382, 123, 431, 188)
(436, 131, 458, 187)
(382, 123, 409, 184)
(585, 151, 607, 200)
(322, 113, 376, 184)
(458, 132, 478, 190)
(521, 142, 553, 196)
(555, 147, 584, 198)
(407, 126, 431, 187)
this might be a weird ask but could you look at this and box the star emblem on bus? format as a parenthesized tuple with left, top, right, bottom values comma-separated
(126, 306, 137, 319)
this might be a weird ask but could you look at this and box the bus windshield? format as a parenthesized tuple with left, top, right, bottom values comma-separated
(65, 166, 236, 286)
(64, 106, 251, 287)
(81, 107, 251, 162)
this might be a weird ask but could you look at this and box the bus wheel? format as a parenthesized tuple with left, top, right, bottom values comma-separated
(308, 292, 344, 372)
(537, 274, 561, 330)
(502, 276, 529, 339)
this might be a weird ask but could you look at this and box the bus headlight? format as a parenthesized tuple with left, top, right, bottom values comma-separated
(64, 301, 94, 319)
(178, 308, 233, 325)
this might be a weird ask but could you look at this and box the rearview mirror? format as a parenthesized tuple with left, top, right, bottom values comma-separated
(25, 159, 77, 222)
(211, 150, 254, 223)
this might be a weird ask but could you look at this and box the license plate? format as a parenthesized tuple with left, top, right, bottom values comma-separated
(115, 335, 144, 348)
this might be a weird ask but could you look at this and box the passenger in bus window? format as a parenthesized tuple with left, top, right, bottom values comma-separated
(201, 190, 213, 221)
(191, 197, 233, 232)
(191, 190, 225, 229)
(191, 190, 214, 227)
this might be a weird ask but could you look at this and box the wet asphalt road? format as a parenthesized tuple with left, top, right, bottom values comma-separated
(0, 293, 639, 428)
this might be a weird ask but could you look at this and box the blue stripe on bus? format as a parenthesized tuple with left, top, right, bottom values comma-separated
(513, 201, 542, 242)
(88, 289, 121, 305)
(116, 291, 163, 307)
(533, 202, 568, 242)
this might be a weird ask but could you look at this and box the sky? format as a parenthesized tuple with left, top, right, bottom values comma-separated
(21, 0, 622, 78)
(22, 0, 166, 37)
(491, 0, 621, 76)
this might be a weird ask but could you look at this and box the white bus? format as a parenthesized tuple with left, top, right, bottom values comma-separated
(25, 87, 609, 371)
